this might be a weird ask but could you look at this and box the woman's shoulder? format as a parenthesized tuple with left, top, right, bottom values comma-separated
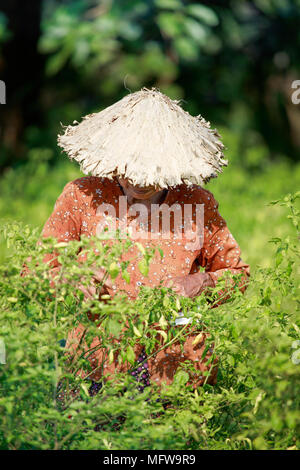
(63, 176, 119, 199)
(175, 184, 219, 209)
(70, 175, 106, 190)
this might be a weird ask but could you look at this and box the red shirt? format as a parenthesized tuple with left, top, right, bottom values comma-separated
(42, 176, 250, 298)
(40, 176, 250, 387)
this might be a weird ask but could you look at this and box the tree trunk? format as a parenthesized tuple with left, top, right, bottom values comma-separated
(0, 0, 44, 169)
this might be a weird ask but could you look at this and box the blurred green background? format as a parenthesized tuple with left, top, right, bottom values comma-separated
(0, 0, 299, 268)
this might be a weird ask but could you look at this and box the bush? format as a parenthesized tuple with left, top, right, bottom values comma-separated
(0, 192, 299, 450)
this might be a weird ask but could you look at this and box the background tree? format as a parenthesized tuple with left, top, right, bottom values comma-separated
(0, 0, 299, 169)
(0, 0, 44, 167)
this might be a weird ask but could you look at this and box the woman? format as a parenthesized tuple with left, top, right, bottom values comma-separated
(42, 88, 250, 391)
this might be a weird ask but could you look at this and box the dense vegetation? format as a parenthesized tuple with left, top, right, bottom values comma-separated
(1, 0, 300, 169)
(0, 0, 299, 451)
(0, 141, 299, 449)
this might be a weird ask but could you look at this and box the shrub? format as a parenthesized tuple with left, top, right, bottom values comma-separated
(0, 192, 299, 450)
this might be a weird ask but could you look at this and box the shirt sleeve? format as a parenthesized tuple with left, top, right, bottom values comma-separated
(40, 181, 82, 273)
(199, 190, 250, 295)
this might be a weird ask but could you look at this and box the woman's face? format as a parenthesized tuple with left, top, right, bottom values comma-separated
(117, 177, 161, 200)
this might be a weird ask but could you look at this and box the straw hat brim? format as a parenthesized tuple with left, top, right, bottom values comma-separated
(58, 87, 228, 188)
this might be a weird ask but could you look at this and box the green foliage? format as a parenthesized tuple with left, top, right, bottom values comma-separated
(0, 191, 299, 450)
(0, 12, 11, 46)
(34, 0, 300, 161)
(0, 0, 299, 449)
(1, 0, 300, 171)
(39, 0, 221, 76)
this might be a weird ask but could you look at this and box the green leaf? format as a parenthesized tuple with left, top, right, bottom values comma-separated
(133, 326, 142, 337)
(162, 296, 170, 308)
(184, 18, 207, 45)
(155, 0, 182, 10)
(126, 345, 135, 365)
(138, 259, 149, 277)
(276, 252, 283, 267)
(227, 355, 235, 367)
(186, 4, 219, 26)
(101, 294, 111, 300)
(107, 318, 122, 336)
(80, 383, 90, 398)
(268, 199, 280, 205)
(108, 349, 115, 364)
(122, 269, 131, 284)
(157, 12, 184, 37)
(192, 333, 204, 346)
(159, 314, 168, 329)
(54, 242, 69, 249)
(135, 242, 145, 255)
(244, 375, 255, 388)
(173, 369, 189, 386)
(45, 48, 70, 76)
(174, 37, 199, 60)
(119, 21, 142, 41)
(108, 262, 119, 279)
(158, 330, 168, 342)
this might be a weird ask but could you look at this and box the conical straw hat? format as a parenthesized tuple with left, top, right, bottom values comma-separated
(58, 87, 227, 188)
